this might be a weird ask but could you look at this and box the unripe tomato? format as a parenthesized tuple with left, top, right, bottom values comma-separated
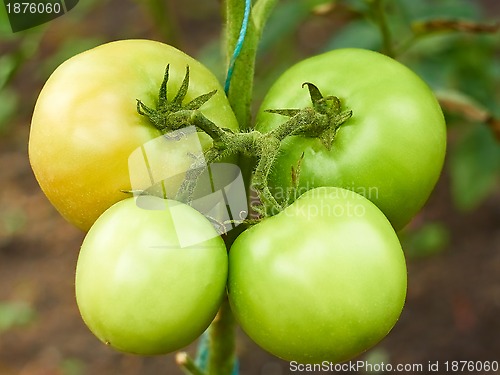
(228, 187, 407, 364)
(75, 196, 228, 355)
(256, 48, 446, 230)
(29, 39, 238, 231)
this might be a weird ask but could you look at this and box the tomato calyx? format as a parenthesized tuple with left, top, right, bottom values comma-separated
(137, 67, 353, 220)
(136, 64, 217, 133)
(266, 83, 352, 150)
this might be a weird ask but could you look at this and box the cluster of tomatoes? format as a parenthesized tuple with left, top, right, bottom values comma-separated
(29, 40, 446, 364)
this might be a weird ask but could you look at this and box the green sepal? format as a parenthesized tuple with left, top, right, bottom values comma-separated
(265, 109, 301, 117)
(266, 82, 352, 150)
(136, 65, 218, 133)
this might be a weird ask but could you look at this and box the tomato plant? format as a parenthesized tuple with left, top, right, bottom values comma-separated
(75, 196, 228, 355)
(25, 0, 477, 372)
(28, 40, 443, 374)
(256, 48, 447, 230)
(29, 39, 239, 232)
(228, 187, 407, 364)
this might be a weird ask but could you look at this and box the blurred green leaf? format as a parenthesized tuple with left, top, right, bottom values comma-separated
(323, 18, 381, 51)
(67, 0, 101, 15)
(60, 358, 85, 375)
(0, 88, 19, 134)
(0, 29, 47, 83)
(493, 63, 500, 119)
(395, 0, 480, 21)
(341, 0, 370, 13)
(401, 34, 460, 88)
(403, 222, 450, 259)
(259, 0, 334, 54)
(450, 124, 500, 211)
(0, 301, 36, 332)
(451, 38, 499, 112)
(403, 34, 499, 106)
(0, 54, 17, 89)
(0, 2, 12, 37)
(1, 207, 27, 234)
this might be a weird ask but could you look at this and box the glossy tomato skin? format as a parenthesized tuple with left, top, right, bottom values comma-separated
(228, 187, 407, 364)
(29, 39, 239, 231)
(256, 48, 446, 230)
(75, 196, 228, 355)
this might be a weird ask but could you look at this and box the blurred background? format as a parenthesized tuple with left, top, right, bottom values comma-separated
(0, 0, 499, 374)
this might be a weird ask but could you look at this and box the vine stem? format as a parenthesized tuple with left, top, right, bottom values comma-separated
(141, 0, 182, 47)
(224, 0, 278, 131)
(207, 296, 237, 374)
(193, 1, 278, 375)
(371, 0, 395, 57)
(224, 0, 251, 94)
(176, 352, 205, 375)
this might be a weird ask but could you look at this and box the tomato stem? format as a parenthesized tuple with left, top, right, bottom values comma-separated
(224, 0, 279, 131)
(206, 296, 237, 375)
(371, 0, 395, 58)
(176, 352, 205, 375)
(142, 0, 182, 48)
(137, 72, 352, 217)
(134, 16, 351, 372)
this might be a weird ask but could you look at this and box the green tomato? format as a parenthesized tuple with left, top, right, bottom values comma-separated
(256, 48, 446, 230)
(75, 196, 228, 355)
(228, 187, 407, 364)
(29, 39, 238, 232)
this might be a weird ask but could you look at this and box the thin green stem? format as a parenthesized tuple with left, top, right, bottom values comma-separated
(224, 0, 279, 131)
(372, 0, 395, 57)
(200, 3, 258, 369)
(251, 136, 282, 215)
(144, 0, 182, 47)
(224, 0, 257, 130)
(207, 297, 237, 375)
(395, 19, 500, 56)
(176, 352, 206, 375)
(394, 33, 420, 56)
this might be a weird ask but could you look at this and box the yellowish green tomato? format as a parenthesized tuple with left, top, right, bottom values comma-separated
(29, 39, 238, 231)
